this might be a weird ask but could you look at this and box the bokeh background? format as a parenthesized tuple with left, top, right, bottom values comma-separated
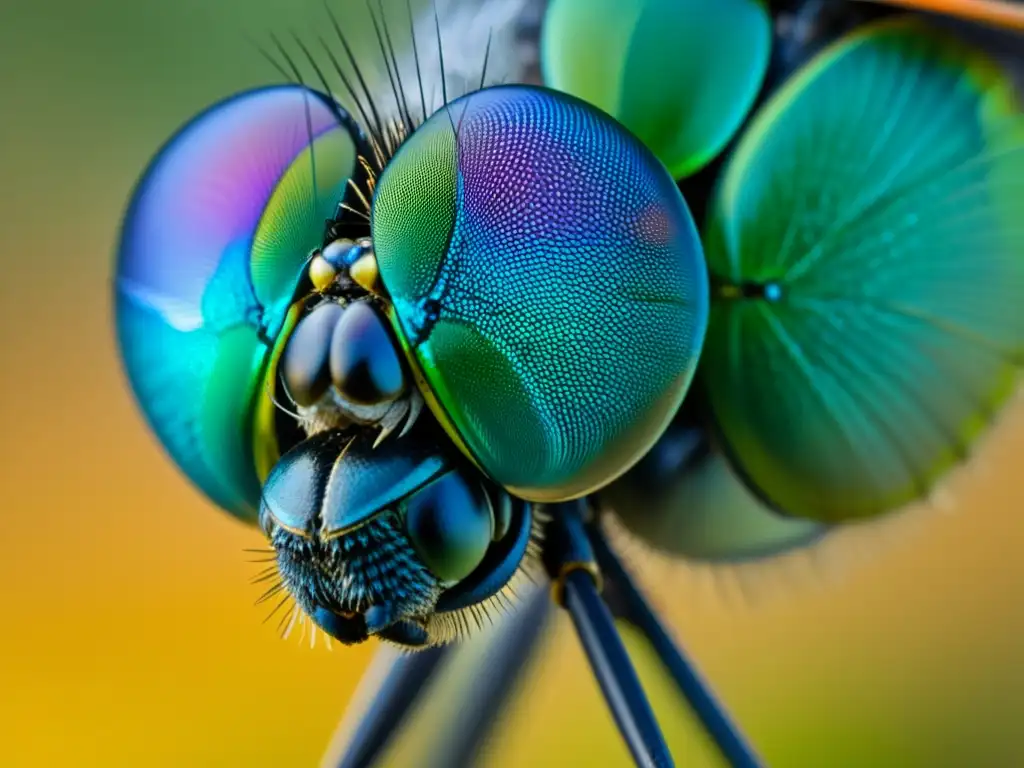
(1, 0, 1023, 765)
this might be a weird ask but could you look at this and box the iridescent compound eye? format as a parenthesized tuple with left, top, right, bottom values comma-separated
(114, 85, 363, 520)
(371, 84, 710, 503)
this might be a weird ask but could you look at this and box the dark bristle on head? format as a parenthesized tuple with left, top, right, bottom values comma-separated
(325, 1, 389, 165)
(453, 26, 493, 138)
(371, 0, 415, 135)
(407, 0, 428, 124)
(367, 0, 405, 136)
(271, 512, 441, 645)
(266, 593, 294, 632)
(434, 3, 448, 107)
(480, 29, 493, 91)
(293, 33, 356, 136)
(269, 34, 321, 224)
(251, 37, 295, 84)
(317, 35, 382, 157)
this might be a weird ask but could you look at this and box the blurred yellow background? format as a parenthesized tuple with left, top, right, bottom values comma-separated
(1, 0, 1023, 765)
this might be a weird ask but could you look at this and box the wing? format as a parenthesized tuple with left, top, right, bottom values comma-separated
(541, 0, 771, 179)
(702, 17, 1024, 523)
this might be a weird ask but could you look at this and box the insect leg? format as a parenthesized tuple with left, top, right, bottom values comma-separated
(322, 643, 449, 768)
(417, 586, 553, 768)
(589, 524, 764, 768)
(545, 500, 674, 768)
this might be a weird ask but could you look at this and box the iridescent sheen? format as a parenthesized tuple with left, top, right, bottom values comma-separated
(260, 428, 450, 538)
(541, 0, 771, 179)
(404, 471, 494, 584)
(372, 85, 709, 503)
(703, 19, 1024, 523)
(115, 85, 360, 520)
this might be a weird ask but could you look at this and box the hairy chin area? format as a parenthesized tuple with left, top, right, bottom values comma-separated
(272, 511, 442, 645)
(268, 504, 547, 648)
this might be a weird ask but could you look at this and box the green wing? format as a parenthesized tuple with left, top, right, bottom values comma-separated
(703, 18, 1024, 523)
(541, 0, 771, 178)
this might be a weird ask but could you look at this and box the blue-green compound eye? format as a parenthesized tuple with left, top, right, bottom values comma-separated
(114, 85, 361, 521)
(371, 85, 709, 503)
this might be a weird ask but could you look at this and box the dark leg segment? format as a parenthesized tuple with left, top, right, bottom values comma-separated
(546, 501, 674, 768)
(328, 643, 449, 768)
(425, 586, 553, 768)
(325, 501, 762, 768)
(590, 524, 765, 768)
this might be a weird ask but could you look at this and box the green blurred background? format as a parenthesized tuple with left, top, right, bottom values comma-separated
(1, 0, 1023, 765)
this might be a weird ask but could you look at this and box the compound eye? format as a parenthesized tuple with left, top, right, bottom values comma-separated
(404, 471, 493, 584)
(371, 85, 708, 502)
(329, 300, 406, 406)
(281, 301, 345, 407)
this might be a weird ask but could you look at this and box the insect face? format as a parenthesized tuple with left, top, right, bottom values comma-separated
(259, 429, 533, 647)
(114, 77, 710, 645)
